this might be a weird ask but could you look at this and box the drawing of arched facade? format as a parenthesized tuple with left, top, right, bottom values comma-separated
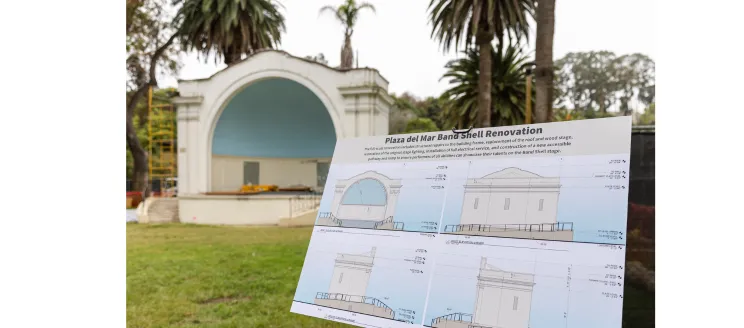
(314, 247, 395, 319)
(445, 168, 574, 241)
(431, 258, 535, 328)
(317, 171, 404, 230)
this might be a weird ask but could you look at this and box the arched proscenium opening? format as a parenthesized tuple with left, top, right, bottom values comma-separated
(337, 178, 388, 221)
(210, 77, 337, 191)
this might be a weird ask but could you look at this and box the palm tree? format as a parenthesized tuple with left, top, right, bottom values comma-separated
(319, 0, 376, 69)
(428, 0, 535, 128)
(440, 44, 533, 128)
(534, 0, 555, 123)
(176, 0, 286, 66)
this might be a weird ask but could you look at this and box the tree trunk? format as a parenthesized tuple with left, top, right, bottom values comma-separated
(126, 87, 149, 194)
(125, 28, 177, 198)
(340, 33, 354, 69)
(477, 41, 493, 128)
(224, 46, 242, 66)
(534, 0, 556, 123)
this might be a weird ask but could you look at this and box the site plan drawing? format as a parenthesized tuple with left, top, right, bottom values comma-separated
(291, 117, 633, 328)
(314, 162, 452, 233)
(445, 167, 572, 241)
(424, 236, 627, 328)
(430, 258, 535, 328)
(313, 247, 398, 319)
(316, 170, 405, 231)
(438, 155, 632, 244)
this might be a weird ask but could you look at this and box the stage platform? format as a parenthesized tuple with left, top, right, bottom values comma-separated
(177, 192, 321, 226)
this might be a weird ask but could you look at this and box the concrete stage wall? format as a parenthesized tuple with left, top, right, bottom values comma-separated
(178, 194, 320, 226)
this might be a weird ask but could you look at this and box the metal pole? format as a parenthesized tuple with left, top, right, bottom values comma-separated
(147, 86, 153, 198)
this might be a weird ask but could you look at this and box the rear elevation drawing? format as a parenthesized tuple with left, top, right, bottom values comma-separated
(314, 247, 396, 319)
(317, 171, 405, 230)
(444, 167, 574, 241)
(431, 258, 535, 328)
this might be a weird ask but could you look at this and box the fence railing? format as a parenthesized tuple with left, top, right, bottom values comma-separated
(372, 216, 405, 230)
(444, 222, 574, 233)
(126, 179, 177, 194)
(317, 212, 343, 226)
(431, 313, 472, 326)
(315, 292, 394, 317)
(290, 193, 322, 215)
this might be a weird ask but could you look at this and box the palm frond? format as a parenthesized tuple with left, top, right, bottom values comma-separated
(440, 43, 532, 128)
(177, 0, 286, 64)
(427, 0, 535, 52)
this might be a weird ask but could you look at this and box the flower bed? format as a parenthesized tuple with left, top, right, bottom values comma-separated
(627, 203, 655, 239)
(127, 192, 143, 208)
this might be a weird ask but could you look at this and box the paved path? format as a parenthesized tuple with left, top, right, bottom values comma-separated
(126, 209, 137, 222)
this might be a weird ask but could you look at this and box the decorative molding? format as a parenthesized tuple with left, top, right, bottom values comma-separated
(177, 49, 389, 84)
(172, 95, 204, 105)
(177, 111, 200, 121)
(338, 85, 394, 108)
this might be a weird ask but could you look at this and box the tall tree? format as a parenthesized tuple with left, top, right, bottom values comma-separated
(614, 53, 655, 115)
(176, 0, 286, 66)
(319, 0, 376, 69)
(554, 51, 655, 116)
(428, 0, 535, 128)
(534, 0, 555, 123)
(126, 0, 180, 194)
(440, 44, 532, 128)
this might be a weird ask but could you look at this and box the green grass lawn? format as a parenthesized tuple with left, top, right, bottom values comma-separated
(127, 224, 347, 328)
(127, 224, 654, 328)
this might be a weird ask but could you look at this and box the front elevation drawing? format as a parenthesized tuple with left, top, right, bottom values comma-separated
(317, 170, 405, 231)
(431, 258, 535, 328)
(444, 167, 574, 241)
(313, 247, 396, 319)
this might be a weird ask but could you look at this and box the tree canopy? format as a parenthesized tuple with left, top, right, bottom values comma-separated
(176, 0, 286, 65)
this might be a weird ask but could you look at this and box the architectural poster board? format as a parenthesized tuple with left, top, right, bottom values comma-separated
(291, 117, 632, 328)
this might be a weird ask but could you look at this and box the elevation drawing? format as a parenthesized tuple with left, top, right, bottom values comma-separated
(431, 258, 535, 328)
(444, 167, 574, 241)
(316, 171, 405, 230)
(313, 247, 396, 319)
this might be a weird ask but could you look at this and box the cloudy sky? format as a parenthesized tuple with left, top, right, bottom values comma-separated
(161, 0, 654, 98)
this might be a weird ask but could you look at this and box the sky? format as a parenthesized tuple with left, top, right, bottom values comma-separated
(161, 0, 655, 99)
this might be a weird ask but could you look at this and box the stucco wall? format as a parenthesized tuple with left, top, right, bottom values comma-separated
(179, 195, 291, 225)
(210, 155, 330, 191)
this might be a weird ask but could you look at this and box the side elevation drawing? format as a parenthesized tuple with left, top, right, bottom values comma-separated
(314, 247, 396, 319)
(317, 170, 405, 231)
(431, 258, 535, 328)
(444, 167, 574, 241)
